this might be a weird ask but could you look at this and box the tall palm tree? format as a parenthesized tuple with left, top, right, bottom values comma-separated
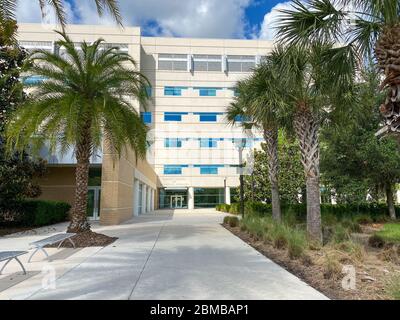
(6, 31, 149, 233)
(276, 0, 400, 135)
(226, 64, 283, 222)
(268, 43, 355, 242)
(0, 0, 122, 42)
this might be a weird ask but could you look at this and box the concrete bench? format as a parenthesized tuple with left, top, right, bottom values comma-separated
(28, 233, 76, 262)
(0, 251, 28, 275)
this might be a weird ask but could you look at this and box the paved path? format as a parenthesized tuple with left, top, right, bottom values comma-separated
(0, 210, 327, 300)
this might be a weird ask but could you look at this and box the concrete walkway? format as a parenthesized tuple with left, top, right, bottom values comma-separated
(0, 209, 327, 300)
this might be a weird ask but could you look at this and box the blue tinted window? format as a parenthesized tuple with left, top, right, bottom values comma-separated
(164, 165, 188, 175)
(200, 167, 218, 175)
(164, 87, 185, 96)
(194, 112, 222, 122)
(165, 138, 182, 148)
(164, 112, 187, 121)
(200, 139, 217, 148)
(194, 165, 223, 175)
(199, 88, 216, 96)
(141, 112, 152, 124)
(234, 115, 250, 122)
(232, 138, 253, 148)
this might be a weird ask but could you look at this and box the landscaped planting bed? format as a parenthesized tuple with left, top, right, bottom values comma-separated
(223, 214, 400, 300)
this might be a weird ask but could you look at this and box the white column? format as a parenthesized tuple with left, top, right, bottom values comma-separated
(142, 184, 147, 214)
(146, 186, 151, 213)
(151, 189, 155, 211)
(188, 187, 194, 210)
(225, 186, 231, 205)
(133, 180, 140, 217)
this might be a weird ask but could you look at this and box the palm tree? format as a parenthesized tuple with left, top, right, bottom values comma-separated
(226, 64, 283, 222)
(0, 0, 122, 42)
(6, 31, 149, 233)
(267, 43, 355, 242)
(276, 0, 400, 135)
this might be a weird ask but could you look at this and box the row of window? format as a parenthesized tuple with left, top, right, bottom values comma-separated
(158, 54, 264, 73)
(164, 138, 256, 148)
(163, 86, 238, 97)
(141, 112, 247, 124)
(18, 41, 129, 53)
(163, 164, 233, 175)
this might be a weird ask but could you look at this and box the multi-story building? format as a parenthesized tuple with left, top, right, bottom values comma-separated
(17, 23, 273, 225)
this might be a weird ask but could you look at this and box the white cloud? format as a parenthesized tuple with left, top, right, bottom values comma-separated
(16, 0, 73, 25)
(258, 1, 293, 40)
(16, 0, 253, 39)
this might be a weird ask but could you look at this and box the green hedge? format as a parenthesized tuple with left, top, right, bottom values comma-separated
(249, 201, 400, 220)
(217, 201, 400, 221)
(0, 200, 71, 227)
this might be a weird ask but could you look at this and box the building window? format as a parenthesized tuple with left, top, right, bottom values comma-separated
(227, 55, 256, 72)
(194, 165, 224, 175)
(98, 43, 128, 53)
(164, 112, 187, 122)
(231, 138, 253, 148)
(164, 86, 187, 96)
(193, 87, 221, 97)
(229, 87, 239, 97)
(141, 112, 152, 124)
(158, 54, 188, 71)
(193, 55, 222, 72)
(164, 165, 187, 175)
(165, 138, 183, 148)
(19, 41, 53, 53)
(199, 138, 219, 148)
(194, 112, 222, 122)
(194, 188, 225, 208)
(234, 115, 251, 122)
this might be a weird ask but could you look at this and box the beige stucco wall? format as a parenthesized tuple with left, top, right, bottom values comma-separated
(37, 166, 76, 205)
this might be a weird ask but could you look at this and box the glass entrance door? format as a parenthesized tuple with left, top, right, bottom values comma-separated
(170, 195, 184, 209)
(87, 187, 101, 220)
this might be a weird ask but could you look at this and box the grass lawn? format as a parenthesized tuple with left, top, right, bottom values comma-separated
(376, 223, 400, 243)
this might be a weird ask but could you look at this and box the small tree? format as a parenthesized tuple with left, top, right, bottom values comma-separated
(321, 67, 400, 219)
(0, 23, 46, 211)
(227, 63, 284, 221)
(241, 132, 305, 204)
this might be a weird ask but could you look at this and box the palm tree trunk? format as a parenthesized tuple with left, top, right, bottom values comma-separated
(385, 184, 397, 220)
(68, 127, 92, 233)
(263, 127, 281, 222)
(294, 109, 322, 242)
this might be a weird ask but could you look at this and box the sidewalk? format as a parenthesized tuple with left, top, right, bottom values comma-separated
(0, 210, 327, 300)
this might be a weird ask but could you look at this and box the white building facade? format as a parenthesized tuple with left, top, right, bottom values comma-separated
(17, 24, 273, 222)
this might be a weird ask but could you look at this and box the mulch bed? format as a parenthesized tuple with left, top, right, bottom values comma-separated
(46, 230, 118, 248)
(224, 224, 395, 300)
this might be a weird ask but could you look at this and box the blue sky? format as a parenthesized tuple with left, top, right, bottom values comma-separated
(16, 0, 291, 40)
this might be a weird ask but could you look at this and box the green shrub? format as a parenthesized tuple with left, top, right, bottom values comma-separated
(354, 214, 374, 225)
(332, 224, 351, 243)
(228, 217, 239, 228)
(0, 200, 70, 227)
(270, 223, 289, 249)
(229, 203, 240, 215)
(287, 229, 307, 259)
(341, 219, 362, 233)
(245, 201, 399, 223)
(223, 216, 231, 225)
